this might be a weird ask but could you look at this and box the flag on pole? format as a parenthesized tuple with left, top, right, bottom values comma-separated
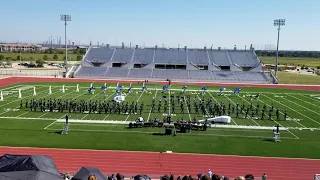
(162, 85, 168, 91)
(217, 87, 226, 96)
(233, 88, 242, 96)
(128, 83, 133, 93)
(201, 87, 208, 91)
(182, 86, 188, 92)
(101, 84, 107, 91)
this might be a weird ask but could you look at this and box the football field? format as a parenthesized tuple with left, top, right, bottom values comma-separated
(0, 82, 320, 158)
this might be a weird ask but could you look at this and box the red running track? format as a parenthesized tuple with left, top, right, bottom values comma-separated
(0, 147, 319, 180)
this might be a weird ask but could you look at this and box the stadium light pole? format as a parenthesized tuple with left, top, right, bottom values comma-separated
(274, 19, 285, 77)
(60, 15, 71, 74)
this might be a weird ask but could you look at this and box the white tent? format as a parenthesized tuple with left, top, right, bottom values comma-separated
(199, 116, 231, 124)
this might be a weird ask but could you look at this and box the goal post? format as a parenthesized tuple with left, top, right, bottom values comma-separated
(315, 174, 320, 180)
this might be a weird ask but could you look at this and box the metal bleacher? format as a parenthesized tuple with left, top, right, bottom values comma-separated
(188, 51, 209, 65)
(208, 51, 231, 66)
(74, 45, 274, 84)
(84, 47, 114, 63)
(154, 49, 186, 64)
(229, 51, 260, 67)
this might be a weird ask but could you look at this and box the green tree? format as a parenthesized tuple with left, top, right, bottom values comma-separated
(76, 55, 82, 61)
(6, 60, 12, 67)
(36, 59, 44, 67)
(5, 57, 12, 61)
(43, 55, 49, 61)
(316, 69, 320, 76)
(0, 54, 4, 61)
(17, 55, 21, 60)
(79, 48, 86, 54)
(53, 54, 59, 60)
(29, 57, 34, 61)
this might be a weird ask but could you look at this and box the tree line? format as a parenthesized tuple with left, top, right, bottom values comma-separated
(255, 50, 320, 58)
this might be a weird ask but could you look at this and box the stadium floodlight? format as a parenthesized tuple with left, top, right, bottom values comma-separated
(60, 15, 71, 74)
(274, 19, 286, 77)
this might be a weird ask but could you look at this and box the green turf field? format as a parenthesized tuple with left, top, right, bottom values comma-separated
(0, 82, 320, 158)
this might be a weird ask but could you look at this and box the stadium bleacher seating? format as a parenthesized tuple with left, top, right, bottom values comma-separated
(74, 46, 274, 84)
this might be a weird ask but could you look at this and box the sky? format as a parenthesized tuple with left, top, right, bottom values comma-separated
(1, 0, 320, 50)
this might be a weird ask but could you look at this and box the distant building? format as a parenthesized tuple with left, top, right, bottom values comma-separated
(0, 43, 42, 52)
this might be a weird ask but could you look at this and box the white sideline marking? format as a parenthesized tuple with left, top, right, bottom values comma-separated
(263, 94, 320, 126)
(147, 88, 158, 122)
(44, 127, 298, 140)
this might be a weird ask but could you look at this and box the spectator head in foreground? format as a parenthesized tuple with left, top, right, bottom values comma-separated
(88, 175, 97, 180)
(200, 175, 210, 180)
(236, 176, 245, 180)
(245, 174, 254, 180)
(116, 173, 125, 180)
(161, 174, 170, 180)
(182, 175, 191, 180)
(212, 174, 223, 180)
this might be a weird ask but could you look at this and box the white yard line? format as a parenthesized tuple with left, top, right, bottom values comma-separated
(124, 90, 144, 121)
(234, 95, 261, 126)
(19, 87, 71, 118)
(194, 91, 212, 121)
(263, 94, 320, 126)
(253, 99, 300, 139)
(168, 87, 171, 115)
(286, 94, 320, 112)
(16, 111, 31, 117)
(102, 93, 115, 120)
(43, 121, 57, 129)
(183, 93, 192, 121)
(206, 92, 238, 125)
(81, 92, 105, 120)
(37, 90, 85, 119)
(0, 85, 23, 92)
(43, 113, 69, 129)
(0, 87, 51, 107)
(299, 94, 320, 103)
(256, 98, 307, 128)
(147, 88, 158, 121)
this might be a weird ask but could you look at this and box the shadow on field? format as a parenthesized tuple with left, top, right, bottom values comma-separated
(47, 131, 62, 135)
(263, 138, 275, 142)
(152, 132, 166, 136)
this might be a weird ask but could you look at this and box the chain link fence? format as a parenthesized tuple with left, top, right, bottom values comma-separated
(0, 69, 64, 77)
